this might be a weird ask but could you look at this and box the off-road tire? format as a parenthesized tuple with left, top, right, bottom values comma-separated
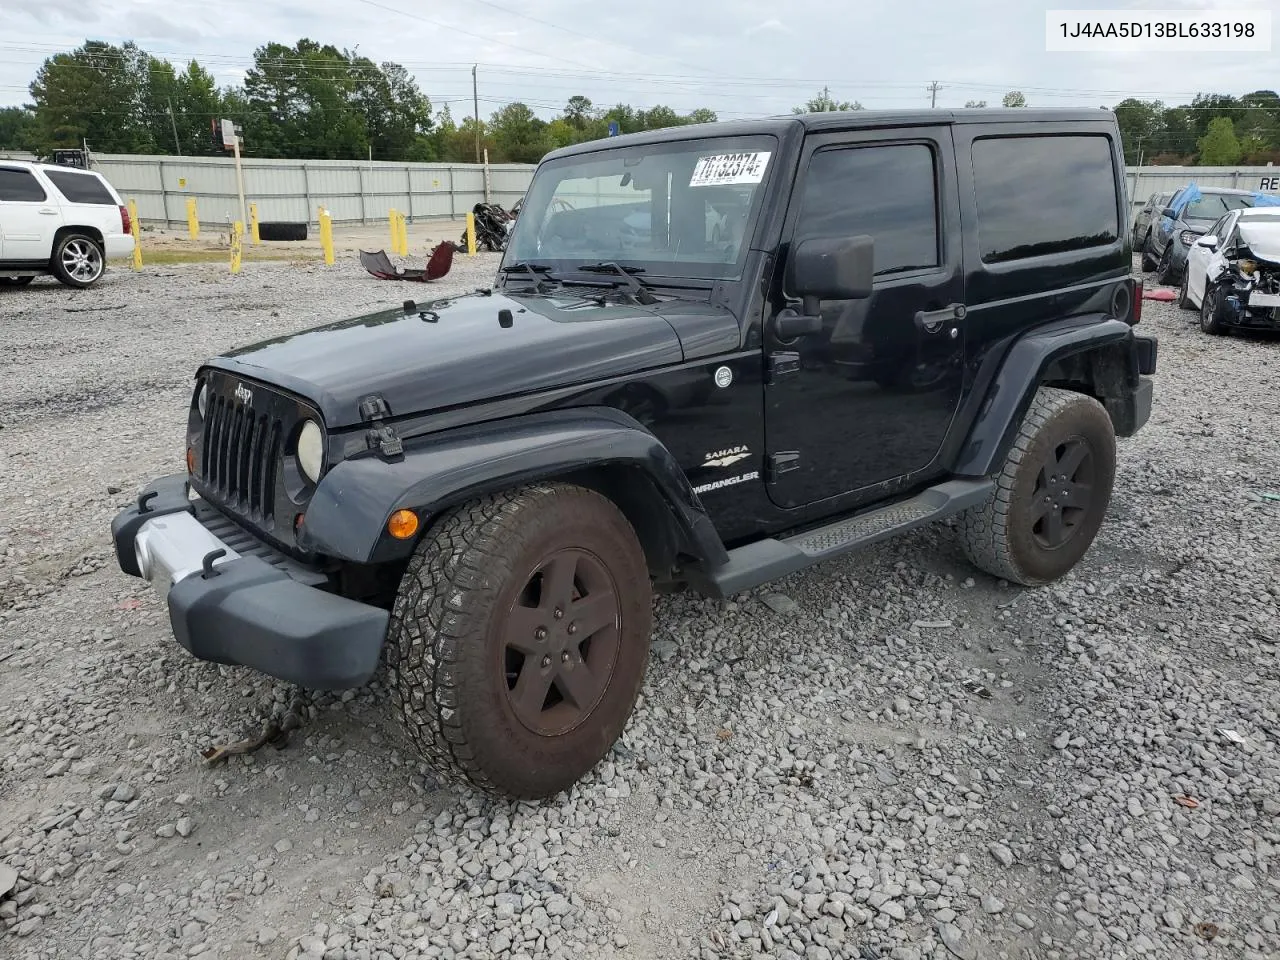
(51, 232, 104, 288)
(257, 221, 308, 242)
(1200, 284, 1225, 335)
(384, 482, 652, 799)
(959, 386, 1116, 587)
(1140, 232, 1157, 272)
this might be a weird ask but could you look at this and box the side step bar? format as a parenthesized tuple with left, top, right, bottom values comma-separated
(687, 479, 994, 599)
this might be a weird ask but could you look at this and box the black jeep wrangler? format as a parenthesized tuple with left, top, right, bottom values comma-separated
(112, 109, 1157, 799)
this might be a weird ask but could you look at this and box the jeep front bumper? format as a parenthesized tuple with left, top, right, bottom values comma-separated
(110, 475, 388, 690)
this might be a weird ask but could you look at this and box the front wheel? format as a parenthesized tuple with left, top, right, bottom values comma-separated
(1201, 284, 1225, 335)
(1178, 271, 1194, 310)
(0, 276, 34, 287)
(959, 386, 1116, 587)
(1156, 245, 1176, 286)
(52, 233, 104, 288)
(384, 482, 652, 800)
(1140, 232, 1157, 272)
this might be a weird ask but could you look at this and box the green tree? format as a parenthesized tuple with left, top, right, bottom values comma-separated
(1198, 116, 1243, 164)
(489, 102, 550, 163)
(0, 107, 36, 150)
(563, 95, 597, 131)
(964, 100, 987, 108)
(686, 108, 718, 124)
(1002, 90, 1026, 108)
(27, 40, 156, 154)
(793, 87, 861, 113)
(1112, 98, 1165, 163)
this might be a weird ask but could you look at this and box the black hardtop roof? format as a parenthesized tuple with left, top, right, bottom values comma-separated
(544, 108, 1118, 161)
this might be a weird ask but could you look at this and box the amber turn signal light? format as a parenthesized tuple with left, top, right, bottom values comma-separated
(185, 448, 195, 474)
(387, 509, 419, 539)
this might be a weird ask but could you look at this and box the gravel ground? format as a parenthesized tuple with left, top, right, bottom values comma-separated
(1, 254, 1279, 960)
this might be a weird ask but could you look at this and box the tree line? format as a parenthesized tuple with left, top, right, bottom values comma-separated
(4, 40, 1278, 167)
(0, 39, 721, 164)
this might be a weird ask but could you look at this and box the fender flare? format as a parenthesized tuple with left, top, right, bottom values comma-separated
(952, 314, 1138, 478)
(300, 406, 729, 568)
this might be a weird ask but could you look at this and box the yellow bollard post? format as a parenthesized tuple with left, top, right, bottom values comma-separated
(398, 212, 409, 256)
(127, 198, 143, 271)
(186, 197, 199, 241)
(249, 203, 260, 245)
(465, 212, 476, 256)
(230, 222, 243, 274)
(319, 207, 334, 266)
(389, 208, 399, 253)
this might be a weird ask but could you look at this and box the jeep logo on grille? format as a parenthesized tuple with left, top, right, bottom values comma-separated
(234, 384, 253, 405)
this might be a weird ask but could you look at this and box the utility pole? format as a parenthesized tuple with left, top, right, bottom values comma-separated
(472, 64, 481, 164)
(928, 81, 941, 108)
(166, 98, 182, 155)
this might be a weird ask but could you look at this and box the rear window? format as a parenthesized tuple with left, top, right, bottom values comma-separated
(972, 134, 1120, 263)
(44, 169, 116, 205)
(0, 168, 47, 202)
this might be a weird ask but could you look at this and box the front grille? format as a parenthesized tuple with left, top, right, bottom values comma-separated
(200, 393, 282, 523)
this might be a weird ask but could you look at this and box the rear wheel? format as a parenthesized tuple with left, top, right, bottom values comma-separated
(959, 386, 1116, 586)
(51, 233, 104, 288)
(385, 483, 652, 799)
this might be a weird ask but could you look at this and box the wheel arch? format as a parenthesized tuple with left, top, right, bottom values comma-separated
(953, 314, 1142, 478)
(299, 406, 729, 577)
(52, 223, 105, 255)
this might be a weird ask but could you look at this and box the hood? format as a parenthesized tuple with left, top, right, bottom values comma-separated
(1238, 221, 1280, 264)
(205, 288, 735, 428)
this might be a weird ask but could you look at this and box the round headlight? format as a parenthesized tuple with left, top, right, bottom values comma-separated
(297, 420, 324, 484)
(196, 383, 208, 419)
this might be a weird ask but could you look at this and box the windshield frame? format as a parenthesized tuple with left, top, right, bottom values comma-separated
(500, 133, 781, 284)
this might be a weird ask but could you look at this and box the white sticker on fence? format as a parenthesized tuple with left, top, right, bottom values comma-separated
(690, 152, 771, 187)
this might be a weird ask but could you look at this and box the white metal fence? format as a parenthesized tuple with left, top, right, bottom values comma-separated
(0, 151, 538, 228)
(1125, 165, 1280, 215)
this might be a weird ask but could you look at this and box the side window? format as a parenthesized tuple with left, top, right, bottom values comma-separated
(972, 135, 1119, 263)
(0, 168, 48, 202)
(792, 142, 940, 277)
(44, 170, 116, 205)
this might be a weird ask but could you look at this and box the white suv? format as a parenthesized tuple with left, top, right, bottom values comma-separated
(0, 161, 134, 289)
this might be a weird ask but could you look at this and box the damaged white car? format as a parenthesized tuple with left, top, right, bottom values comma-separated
(1180, 207, 1280, 335)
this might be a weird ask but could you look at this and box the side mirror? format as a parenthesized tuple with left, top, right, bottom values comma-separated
(787, 235, 875, 315)
(1195, 234, 1218, 249)
(1160, 207, 1177, 219)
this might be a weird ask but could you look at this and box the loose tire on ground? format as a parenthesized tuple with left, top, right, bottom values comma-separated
(51, 232, 104, 288)
(384, 482, 652, 799)
(257, 221, 308, 242)
(958, 386, 1116, 587)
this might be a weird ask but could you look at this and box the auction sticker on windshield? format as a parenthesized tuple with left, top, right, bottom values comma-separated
(690, 152, 771, 187)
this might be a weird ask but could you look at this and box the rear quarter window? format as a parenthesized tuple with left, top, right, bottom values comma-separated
(0, 168, 48, 201)
(44, 169, 117, 205)
(971, 134, 1120, 264)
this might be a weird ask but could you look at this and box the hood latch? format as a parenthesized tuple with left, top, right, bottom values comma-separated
(358, 394, 404, 462)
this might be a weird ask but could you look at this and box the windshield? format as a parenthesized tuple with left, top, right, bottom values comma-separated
(1184, 193, 1255, 220)
(502, 134, 777, 280)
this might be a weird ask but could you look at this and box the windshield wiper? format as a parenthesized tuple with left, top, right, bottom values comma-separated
(573, 262, 658, 305)
(500, 260, 556, 293)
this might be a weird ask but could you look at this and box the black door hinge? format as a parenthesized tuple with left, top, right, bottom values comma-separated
(358, 394, 404, 461)
(766, 352, 801, 383)
(766, 451, 800, 483)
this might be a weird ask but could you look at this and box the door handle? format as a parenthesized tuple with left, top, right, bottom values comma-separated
(38, 208, 58, 215)
(914, 303, 966, 334)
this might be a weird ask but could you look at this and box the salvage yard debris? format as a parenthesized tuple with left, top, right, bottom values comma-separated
(358, 241, 454, 282)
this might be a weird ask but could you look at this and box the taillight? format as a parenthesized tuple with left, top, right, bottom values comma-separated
(119, 205, 131, 235)
(1133, 278, 1143, 325)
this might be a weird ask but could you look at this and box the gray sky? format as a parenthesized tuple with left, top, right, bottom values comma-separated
(1, 0, 1276, 118)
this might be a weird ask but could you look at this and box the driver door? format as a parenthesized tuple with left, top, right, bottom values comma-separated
(1187, 211, 1234, 305)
